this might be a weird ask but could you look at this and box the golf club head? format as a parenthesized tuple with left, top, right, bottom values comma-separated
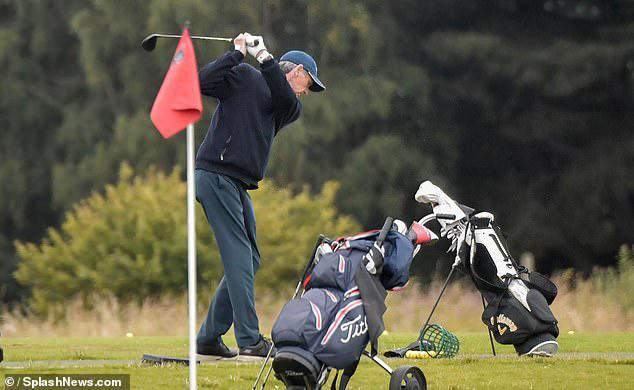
(141, 34, 158, 51)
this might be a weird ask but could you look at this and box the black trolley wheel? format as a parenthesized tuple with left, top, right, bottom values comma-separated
(389, 365, 426, 390)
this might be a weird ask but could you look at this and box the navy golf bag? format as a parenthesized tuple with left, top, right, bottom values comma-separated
(460, 212, 559, 356)
(271, 221, 430, 390)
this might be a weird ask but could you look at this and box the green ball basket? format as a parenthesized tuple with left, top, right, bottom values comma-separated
(419, 323, 460, 358)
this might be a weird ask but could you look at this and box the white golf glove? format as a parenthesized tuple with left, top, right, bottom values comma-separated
(245, 34, 272, 63)
(364, 242, 385, 275)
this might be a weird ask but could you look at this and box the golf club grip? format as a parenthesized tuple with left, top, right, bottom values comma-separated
(291, 234, 327, 299)
(302, 234, 326, 278)
(363, 217, 393, 271)
(377, 217, 393, 244)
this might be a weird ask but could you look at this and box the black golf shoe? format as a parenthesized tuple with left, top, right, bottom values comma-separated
(239, 335, 276, 360)
(197, 339, 238, 359)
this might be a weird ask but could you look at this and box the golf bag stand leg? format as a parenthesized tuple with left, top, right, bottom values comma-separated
(417, 264, 457, 341)
(252, 234, 329, 390)
(481, 294, 496, 356)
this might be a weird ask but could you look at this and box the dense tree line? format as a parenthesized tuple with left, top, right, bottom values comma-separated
(1, 0, 632, 304)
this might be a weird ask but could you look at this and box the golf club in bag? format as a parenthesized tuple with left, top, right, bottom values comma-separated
(254, 216, 439, 390)
(398, 181, 560, 357)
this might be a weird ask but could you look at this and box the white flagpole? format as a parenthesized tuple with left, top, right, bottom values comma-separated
(186, 123, 197, 389)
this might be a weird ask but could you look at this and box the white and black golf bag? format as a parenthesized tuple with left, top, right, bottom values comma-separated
(460, 212, 559, 355)
(416, 181, 559, 356)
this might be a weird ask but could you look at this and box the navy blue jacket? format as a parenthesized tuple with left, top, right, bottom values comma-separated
(195, 50, 301, 189)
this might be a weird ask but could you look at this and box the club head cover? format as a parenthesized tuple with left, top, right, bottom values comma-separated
(314, 242, 333, 263)
(414, 181, 467, 229)
(392, 219, 409, 235)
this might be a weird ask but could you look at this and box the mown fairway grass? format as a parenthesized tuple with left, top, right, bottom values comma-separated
(1, 333, 633, 389)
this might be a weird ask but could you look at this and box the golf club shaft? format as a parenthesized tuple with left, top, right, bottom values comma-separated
(152, 33, 232, 42)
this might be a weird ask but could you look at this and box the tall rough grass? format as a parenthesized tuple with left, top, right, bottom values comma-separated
(2, 245, 632, 337)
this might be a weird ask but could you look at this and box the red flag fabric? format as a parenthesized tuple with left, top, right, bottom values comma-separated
(150, 28, 202, 138)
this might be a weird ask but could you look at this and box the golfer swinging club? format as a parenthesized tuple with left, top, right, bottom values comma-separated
(195, 32, 325, 358)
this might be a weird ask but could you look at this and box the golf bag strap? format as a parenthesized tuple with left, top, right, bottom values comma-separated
(355, 264, 387, 357)
(491, 224, 527, 274)
(485, 277, 513, 314)
(467, 222, 512, 294)
(370, 337, 379, 358)
(331, 359, 360, 390)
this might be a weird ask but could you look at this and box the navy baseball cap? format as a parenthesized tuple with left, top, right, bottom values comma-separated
(280, 50, 325, 92)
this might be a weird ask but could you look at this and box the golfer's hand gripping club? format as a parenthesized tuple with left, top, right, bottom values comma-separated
(233, 33, 261, 56)
(245, 35, 260, 47)
(245, 34, 271, 63)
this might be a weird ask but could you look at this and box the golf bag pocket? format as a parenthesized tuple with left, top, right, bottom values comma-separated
(306, 252, 355, 291)
(334, 231, 415, 290)
(525, 289, 558, 329)
(272, 299, 313, 347)
(527, 272, 558, 305)
(482, 289, 558, 346)
(312, 296, 368, 369)
(272, 289, 368, 370)
(377, 231, 415, 289)
(272, 288, 342, 348)
(482, 292, 536, 345)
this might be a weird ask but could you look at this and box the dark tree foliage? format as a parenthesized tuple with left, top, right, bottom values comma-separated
(1, 0, 632, 303)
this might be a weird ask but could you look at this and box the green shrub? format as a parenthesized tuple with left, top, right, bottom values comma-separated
(15, 164, 359, 315)
(251, 180, 360, 291)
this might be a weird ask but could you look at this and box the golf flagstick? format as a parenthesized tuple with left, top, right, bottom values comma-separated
(187, 123, 197, 389)
(146, 24, 202, 389)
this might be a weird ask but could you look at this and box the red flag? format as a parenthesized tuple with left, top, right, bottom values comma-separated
(150, 28, 202, 138)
